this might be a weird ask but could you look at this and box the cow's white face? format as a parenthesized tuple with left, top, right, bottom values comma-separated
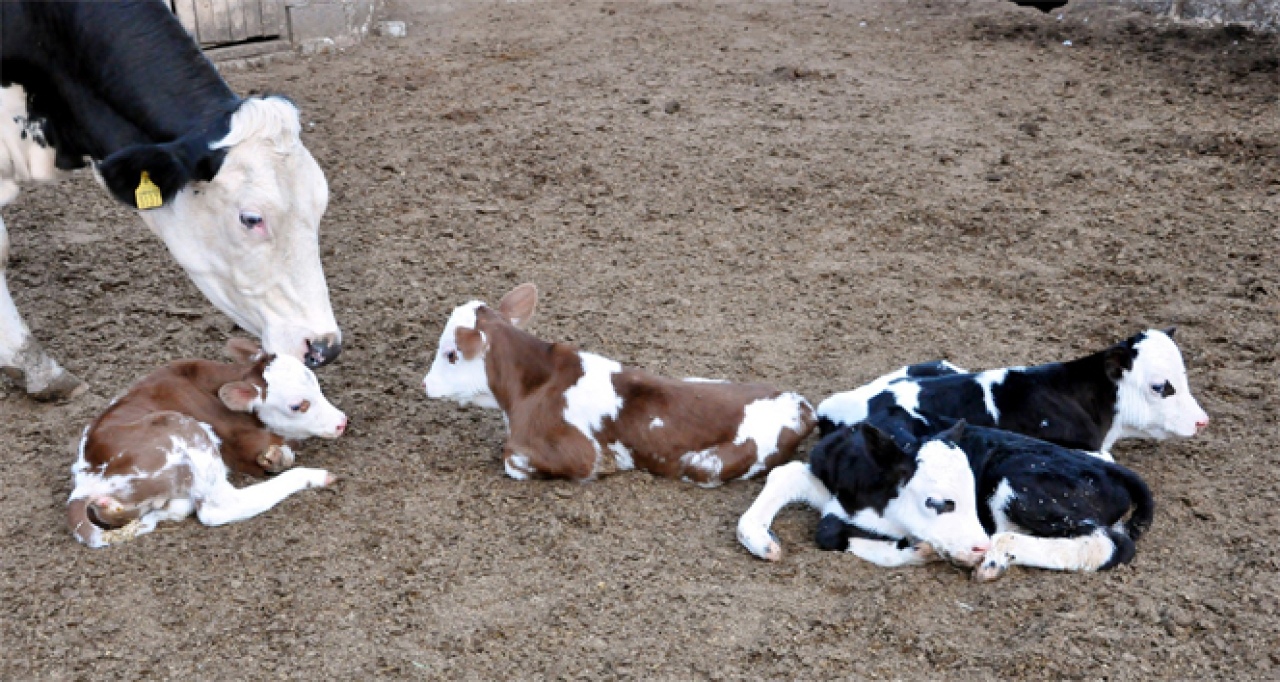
(887, 439, 989, 567)
(256, 355, 347, 440)
(1114, 329, 1209, 441)
(423, 301, 499, 409)
(138, 98, 341, 368)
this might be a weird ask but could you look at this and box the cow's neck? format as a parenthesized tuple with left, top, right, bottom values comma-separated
(1, 1, 239, 167)
(483, 322, 559, 414)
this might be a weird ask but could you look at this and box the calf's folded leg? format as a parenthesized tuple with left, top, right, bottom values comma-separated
(737, 461, 833, 561)
(972, 529, 1129, 582)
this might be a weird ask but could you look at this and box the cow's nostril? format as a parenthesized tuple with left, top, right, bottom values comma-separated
(306, 335, 343, 368)
(974, 545, 989, 555)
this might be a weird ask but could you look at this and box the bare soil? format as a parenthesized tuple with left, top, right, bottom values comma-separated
(1, 0, 1277, 679)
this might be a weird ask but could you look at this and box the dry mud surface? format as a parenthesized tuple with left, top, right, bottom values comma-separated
(1, 0, 1278, 679)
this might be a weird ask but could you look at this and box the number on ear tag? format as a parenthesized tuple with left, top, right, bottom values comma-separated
(135, 171, 162, 210)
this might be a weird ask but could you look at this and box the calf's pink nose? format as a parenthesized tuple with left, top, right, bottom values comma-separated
(1195, 418, 1209, 432)
(973, 543, 990, 555)
(335, 418, 348, 436)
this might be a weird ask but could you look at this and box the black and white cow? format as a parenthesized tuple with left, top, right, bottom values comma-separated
(0, 0, 341, 399)
(737, 420, 1154, 581)
(816, 329, 1209, 459)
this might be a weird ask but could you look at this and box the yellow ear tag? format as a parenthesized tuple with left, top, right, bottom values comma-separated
(135, 171, 162, 210)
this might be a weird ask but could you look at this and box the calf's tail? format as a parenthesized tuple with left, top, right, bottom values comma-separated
(1112, 463, 1155, 542)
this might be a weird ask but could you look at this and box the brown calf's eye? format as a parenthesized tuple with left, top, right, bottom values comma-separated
(446, 350, 459, 364)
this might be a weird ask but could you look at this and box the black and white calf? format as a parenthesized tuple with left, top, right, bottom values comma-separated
(816, 329, 1208, 458)
(1, 0, 341, 399)
(737, 420, 1154, 581)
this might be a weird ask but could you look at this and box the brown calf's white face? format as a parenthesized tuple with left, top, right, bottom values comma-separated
(220, 355, 347, 440)
(422, 301, 498, 409)
(422, 283, 539, 410)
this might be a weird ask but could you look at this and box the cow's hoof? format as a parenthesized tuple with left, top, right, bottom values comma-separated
(2, 343, 89, 401)
(257, 444, 295, 473)
(3, 365, 88, 401)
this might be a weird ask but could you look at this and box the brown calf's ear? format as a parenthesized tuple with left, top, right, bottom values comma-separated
(225, 337, 265, 364)
(497, 283, 538, 328)
(218, 381, 261, 412)
(455, 326, 488, 360)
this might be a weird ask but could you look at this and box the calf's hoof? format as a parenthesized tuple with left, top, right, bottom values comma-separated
(257, 444, 296, 473)
(737, 524, 782, 561)
(87, 496, 134, 528)
(972, 554, 1011, 583)
(912, 542, 938, 563)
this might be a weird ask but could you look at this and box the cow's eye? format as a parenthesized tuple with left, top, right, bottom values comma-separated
(290, 399, 311, 413)
(1152, 381, 1176, 398)
(926, 497, 956, 515)
(240, 211, 264, 229)
(446, 350, 459, 364)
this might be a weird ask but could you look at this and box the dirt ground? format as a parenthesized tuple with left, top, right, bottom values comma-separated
(1, 0, 1277, 678)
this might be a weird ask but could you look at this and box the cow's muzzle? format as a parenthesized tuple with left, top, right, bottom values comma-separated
(305, 334, 342, 368)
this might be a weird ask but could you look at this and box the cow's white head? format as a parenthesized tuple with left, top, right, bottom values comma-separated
(1107, 328, 1209, 446)
(423, 283, 538, 410)
(865, 422, 990, 567)
(221, 339, 347, 440)
(100, 97, 341, 368)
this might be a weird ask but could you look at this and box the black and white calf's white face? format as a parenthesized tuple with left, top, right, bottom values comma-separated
(888, 435, 990, 567)
(1112, 329, 1209, 442)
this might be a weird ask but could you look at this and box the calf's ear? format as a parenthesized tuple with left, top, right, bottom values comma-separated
(97, 133, 227, 209)
(497, 283, 538, 328)
(218, 381, 261, 412)
(456, 326, 487, 360)
(225, 337, 266, 364)
(936, 418, 966, 442)
(860, 423, 911, 475)
(1161, 326, 1177, 339)
(1104, 344, 1136, 382)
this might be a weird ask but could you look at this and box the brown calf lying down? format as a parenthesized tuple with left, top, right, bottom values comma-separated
(67, 339, 347, 547)
(423, 284, 815, 484)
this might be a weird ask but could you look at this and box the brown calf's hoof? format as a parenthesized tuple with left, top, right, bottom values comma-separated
(257, 444, 296, 473)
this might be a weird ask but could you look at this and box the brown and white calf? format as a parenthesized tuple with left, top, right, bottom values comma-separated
(67, 339, 347, 548)
(422, 284, 816, 485)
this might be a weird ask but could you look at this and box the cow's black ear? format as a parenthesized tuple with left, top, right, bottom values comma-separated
(1104, 344, 1135, 382)
(98, 134, 226, 209)
(1161, 326, 1177, 339)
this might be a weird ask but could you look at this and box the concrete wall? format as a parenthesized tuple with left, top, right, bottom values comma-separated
(1072, 0, 1280, 31)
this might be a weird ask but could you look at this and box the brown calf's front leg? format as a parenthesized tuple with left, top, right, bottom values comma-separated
(257, 443, 296, 473)
(503, 432, 597, 481)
